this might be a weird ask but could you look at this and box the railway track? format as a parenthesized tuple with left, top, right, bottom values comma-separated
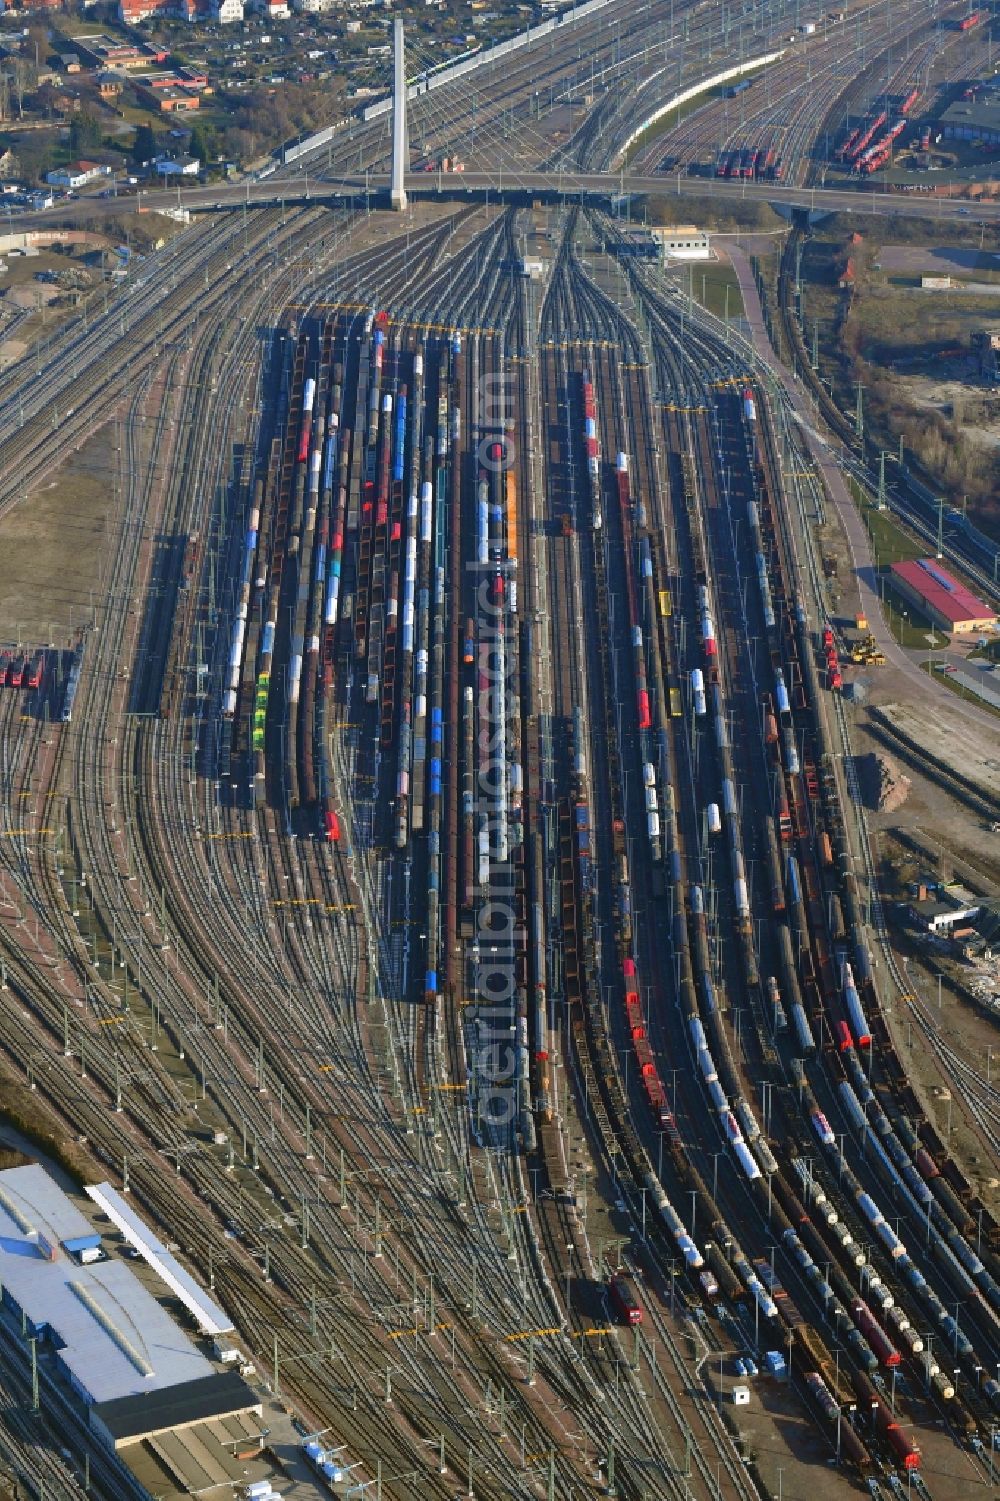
(3, 17, 1000, 1483)
(564, 211, 1000, 1452)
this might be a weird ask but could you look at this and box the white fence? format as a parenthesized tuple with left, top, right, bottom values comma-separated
(614, 50, 786, 165)
(361, 0, 621, 122)
(268, 20, 784, 179)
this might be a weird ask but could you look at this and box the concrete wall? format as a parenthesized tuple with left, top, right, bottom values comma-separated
(0, 230, 113, 255)
(360, 0, 619, 124)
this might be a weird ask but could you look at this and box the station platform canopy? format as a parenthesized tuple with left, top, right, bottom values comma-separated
(86, 1182, 233, 1337)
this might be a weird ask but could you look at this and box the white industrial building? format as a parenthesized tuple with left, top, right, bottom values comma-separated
(45, 161, 111, 190)
(0, 1165, 258, 1453)
(650, 225, 711, 260)
(909, 896, 982, 934)
(154, 155, 201, 177)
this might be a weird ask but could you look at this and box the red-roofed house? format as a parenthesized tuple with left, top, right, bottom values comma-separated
(890, 558, 997, 633)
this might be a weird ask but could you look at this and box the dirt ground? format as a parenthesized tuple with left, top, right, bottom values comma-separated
(0, 206, 477, 645)
(877, 244, 1000, 278)
(0, 215, 185, 370)
(870, 776, 1000, 888)
(809, 499, 867, 639)
(0, 430, 116, 646)
(892, 365, 1000, 452)
(0, 250, 77, 366)
(869, 700, 1000, 804)
(801, 221, 1000, 524)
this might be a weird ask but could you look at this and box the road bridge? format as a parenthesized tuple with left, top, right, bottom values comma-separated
(362, 171, 1000, 222)
(25, 171, 1000, 229)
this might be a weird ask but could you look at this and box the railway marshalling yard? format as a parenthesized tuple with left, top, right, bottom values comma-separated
(3, 3, 1000, 1501)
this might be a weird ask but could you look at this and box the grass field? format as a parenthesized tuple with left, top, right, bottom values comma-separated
(852, 484, 926, 569)
(622, 88, 724, 168)
(880, 582, 947, 648)
(624, 59, 777, 168)
(686, 260, 744, 320)
(921, 659, 1000, 718)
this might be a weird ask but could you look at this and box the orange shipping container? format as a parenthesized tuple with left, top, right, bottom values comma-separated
(505, 469, 518, 564)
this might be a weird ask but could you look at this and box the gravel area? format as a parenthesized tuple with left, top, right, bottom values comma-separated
(875, 699, 1000, 801)
(0, 431, 116, 643)
(876, 243, 1000, 276)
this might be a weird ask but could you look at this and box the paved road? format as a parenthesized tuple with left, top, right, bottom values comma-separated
(725, 240, 1000, 739)
(386, 171, 1000, 222)
(13, 170, 1000, 231)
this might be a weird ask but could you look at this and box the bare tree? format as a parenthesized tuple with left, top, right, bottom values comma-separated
(10, 59, 30, 119)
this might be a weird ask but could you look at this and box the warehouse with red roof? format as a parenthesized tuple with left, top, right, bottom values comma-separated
(889, 558, 997, 634)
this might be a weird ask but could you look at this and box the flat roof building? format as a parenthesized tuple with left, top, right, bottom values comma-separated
(940, 91, 1000, 146)
(45, 161, 110, 189)
(650, 225, 711, 260)
(889, 558, 997, 634)
(74, 35, 170, 70)
(91, 1369, 260, 1452)
(0, 1166, 258, 1454)
(0, 1162, 98, 1248)
(86, 1182, 232, 1336)
(909, 896, 981, 932)
(139, 84, 201, 112)
(610, 226, 712, 264)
